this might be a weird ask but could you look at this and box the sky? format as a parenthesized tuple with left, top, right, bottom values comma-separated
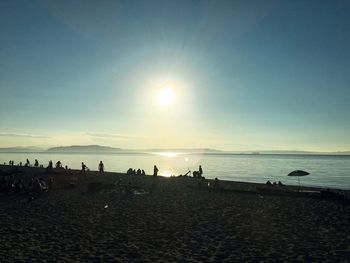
(0, 0, 350, 151)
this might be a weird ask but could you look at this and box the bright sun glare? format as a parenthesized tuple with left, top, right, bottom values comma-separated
(157, 85, 176, 107)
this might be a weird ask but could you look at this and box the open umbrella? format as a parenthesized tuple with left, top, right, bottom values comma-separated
(288, 170, 309, 189)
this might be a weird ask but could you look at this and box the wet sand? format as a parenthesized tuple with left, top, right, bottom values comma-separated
(0, 165, 349, 262)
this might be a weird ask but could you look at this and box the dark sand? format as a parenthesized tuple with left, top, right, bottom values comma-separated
(0, 165, 349, 262)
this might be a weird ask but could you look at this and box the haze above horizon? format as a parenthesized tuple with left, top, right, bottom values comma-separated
(1, 0, 349, 152)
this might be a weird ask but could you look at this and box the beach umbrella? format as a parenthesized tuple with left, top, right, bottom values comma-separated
(288, 170, 309, 189)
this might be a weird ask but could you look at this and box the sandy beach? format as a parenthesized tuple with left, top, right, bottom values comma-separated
(0, 165, 349, 262)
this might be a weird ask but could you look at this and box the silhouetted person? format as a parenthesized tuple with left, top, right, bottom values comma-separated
(137, 168, 141, 175)
(199, 165, 203, 177)
(55, 161, 62, 169)
(98, 161, 104, 174)
(19, 162, 22, 166)
(81, 162, 87, 174)
(153, 165, 159, 177)
(25, 159, 30, 167)
(46, 160, 53, 173)
(127, 168, 133, 175)
(34, 159, 39, 167)
(278, 181, 283, 186)
(213, 177, 220, 189)
(141, 169, 146, 176)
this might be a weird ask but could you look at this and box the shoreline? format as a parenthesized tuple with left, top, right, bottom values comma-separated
(1, 164, 349, 193)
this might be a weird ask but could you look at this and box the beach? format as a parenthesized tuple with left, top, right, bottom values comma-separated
(0, 165, 349, 262)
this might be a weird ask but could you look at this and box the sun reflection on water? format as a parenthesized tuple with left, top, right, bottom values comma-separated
(153, 152, 181, 158)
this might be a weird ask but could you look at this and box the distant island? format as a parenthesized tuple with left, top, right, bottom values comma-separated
(46, 145, 222, 154)
(0, 145, 349, 155)
(47, 145, 121, 153)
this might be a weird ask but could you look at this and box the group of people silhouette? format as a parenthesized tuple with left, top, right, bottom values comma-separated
(4, 159, 206, 180)
(126, 168, 146, 176)
(0, 173, 53, 194)
(266, 180, 284, 186)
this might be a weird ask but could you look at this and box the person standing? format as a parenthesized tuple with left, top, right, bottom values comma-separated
(98, 161, 104, 174)
(81, 162, 87, 174)
(199, 165, 203, 177)
(153, 165, 159, 177)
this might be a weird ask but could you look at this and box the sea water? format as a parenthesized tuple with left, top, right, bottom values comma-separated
(0, 152, 349, 190)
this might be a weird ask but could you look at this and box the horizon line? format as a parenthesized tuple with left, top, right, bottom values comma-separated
(0, 145, 350, 154)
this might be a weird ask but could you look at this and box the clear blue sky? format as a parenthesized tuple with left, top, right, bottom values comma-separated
(0, 0, 349, 151)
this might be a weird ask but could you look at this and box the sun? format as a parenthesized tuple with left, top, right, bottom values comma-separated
(157, 85, 176, 107)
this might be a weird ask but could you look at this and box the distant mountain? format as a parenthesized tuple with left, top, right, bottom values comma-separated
(331, 151, 350, 155)
(226, 150, 350, 155)
(47, 145, 121, 153)
(1, 144, 350, 155)
(46, 146, 221, 154)
(0, 146, 45, 153)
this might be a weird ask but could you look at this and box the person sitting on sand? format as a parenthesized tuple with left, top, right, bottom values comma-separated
(34, 159, 39, 167)
(213, 177, 220, 189)
(266, 180, 272, 185)
(141, 170, 146, 176)
(137, 168, 141, 175)
(25, 159, 30, 167)
(127, 168, 133, 175)
(98, 161, 104, 174)
(278, 181, 283, 186)
(153, 165, 159, 177)
(55, 160, 62, 169)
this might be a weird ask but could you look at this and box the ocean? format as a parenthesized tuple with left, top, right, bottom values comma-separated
(1, 152, 349, 190)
